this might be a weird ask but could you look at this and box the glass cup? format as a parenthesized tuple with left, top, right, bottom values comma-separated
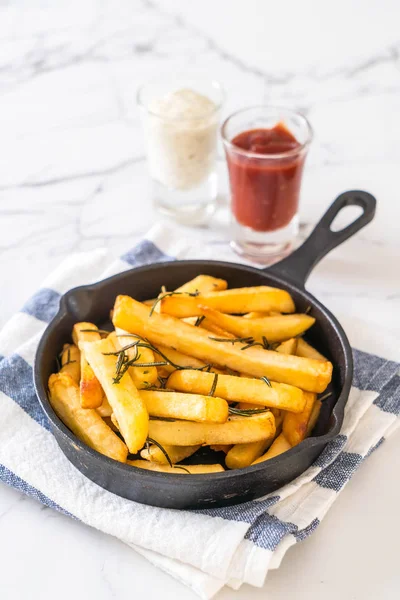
(137, 78, 224, 226)
(222, 106, 313, 263)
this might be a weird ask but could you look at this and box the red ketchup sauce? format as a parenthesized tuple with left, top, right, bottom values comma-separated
(226, 123, 305, 232)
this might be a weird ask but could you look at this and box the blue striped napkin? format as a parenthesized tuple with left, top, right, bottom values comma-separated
(0, 224, 399, 599)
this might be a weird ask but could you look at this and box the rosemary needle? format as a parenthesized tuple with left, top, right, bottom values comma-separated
(147, 437, 173, 467)
(228, 407, 268, 417)
(208, 373, 219, 397)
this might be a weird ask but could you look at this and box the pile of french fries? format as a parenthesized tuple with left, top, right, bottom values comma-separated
(48, 274, 333, 474)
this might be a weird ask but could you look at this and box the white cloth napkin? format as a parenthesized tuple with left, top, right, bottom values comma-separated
(0, 224, 399, 599)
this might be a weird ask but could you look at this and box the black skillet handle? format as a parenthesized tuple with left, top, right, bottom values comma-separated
(267, 190, 376, 287)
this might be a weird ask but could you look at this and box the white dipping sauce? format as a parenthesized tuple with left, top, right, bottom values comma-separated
(144, 88, 219, 190)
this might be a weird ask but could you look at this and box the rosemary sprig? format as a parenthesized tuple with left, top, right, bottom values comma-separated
(209, 336, 253, 345)
(194, 315, 205, 327)
(305, 306, 312, 314)
(241, 336, 278, 351)
(208, 373, 219, 397)
(229, 406, 269, 417)
(319, 392, 332, 402)
(147, 437, 173, 467)
(149, 289, 200, 317)
(260, 376, 272, 387)
(130, 361, 168, 368)
(174, 465, 191, 474)
(79, 328, 110, 335)
(62, 346, 77, 367)
(149, 416, 176, 421)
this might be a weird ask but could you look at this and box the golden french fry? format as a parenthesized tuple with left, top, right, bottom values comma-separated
(306, 399, 322, 436)
(225, 438, 273, 469)
(72, 323, 104, 409)
(199, 306, 315, 343)
(110, 412, 119, 431)
(140, 390, 229, 423)
(48, 373, 128, 462)
(175, 275, 228, 294)
(150, 275, 229, 315)
(148, 411, 275, 446)
(114, 329, 158, 388)
(252, 432, 291, 464)
(127, 460, 225, 474)
(297, 338, 327, 361)
(60, 343, 81, 384)
(81, 337, 148, 454)
(210, 445, 232, 453)
(160, 286, 295, 317)
(102, 416, 119, 432)
(112, 296, 332, 393)
(182, 316, 236, 339)
(96, 395, 113, 417)
(167, 370, 306, 413)
(140, 444, 200, 465)
(276, 338, 298, 355)
(153, 344, 208, 374)
(282, 392, 317, 446)
(243, 311, 269, 319)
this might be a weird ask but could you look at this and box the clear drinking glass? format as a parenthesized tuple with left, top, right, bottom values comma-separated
(137, 79, 224, 226)
(222, 106, 313, 263)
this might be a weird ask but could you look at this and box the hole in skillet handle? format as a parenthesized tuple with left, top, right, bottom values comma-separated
(267, 190, 377, 288)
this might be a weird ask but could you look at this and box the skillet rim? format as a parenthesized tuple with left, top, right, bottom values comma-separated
(34, 258, 353, 484)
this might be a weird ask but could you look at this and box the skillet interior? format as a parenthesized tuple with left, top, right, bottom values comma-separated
(34, 259, 350, 509)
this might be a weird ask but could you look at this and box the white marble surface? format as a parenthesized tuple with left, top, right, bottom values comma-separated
(1, 0, 400, 598)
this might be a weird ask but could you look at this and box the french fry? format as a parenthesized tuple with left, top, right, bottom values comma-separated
(102, 416, 119, 432)
(160, 286, 295, 317)
(149, 275, 229, 314)
(210, 445, 232, 453)
(225, 438, 273, 469)
(199, 307, 315, 343)
(148, 411, 275, 446)
(127, 460, 225, 474)
(297, 338, 327, 361)
(114, 329, 158, 388)
(96, 395, 113, 417)
(244, 311, 282, 318)
(60, 343, 81, 384)
(81, 337, 148, 454)
(72, 323, 104, 409)
(153, 345, 208, 374)
(276, 338, 298, 355)
(167, 370, 306, 413)
(113, 296, 332, 393)
(307, 399, 322, 437)
(140, 444, 200, 465)
(111, 412, 119, 431)
(252, 432, 292, 464)
(175, 274, 228, 294)
(48, 373, 128, 462)
(282, 392, 317, 446)
(140, 390, 229, 423)
(182, 317, 236, 339)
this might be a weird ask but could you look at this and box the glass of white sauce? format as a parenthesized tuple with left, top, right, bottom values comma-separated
(137, 79, 224, 225)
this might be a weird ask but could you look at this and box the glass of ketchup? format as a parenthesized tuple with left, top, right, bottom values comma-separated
(222, 107, 313, 263)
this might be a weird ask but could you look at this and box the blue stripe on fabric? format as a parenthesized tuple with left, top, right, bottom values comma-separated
(0, 464, 74, 519)
(21, 287, 61, 322)
(197, 495, 280, 522)
(245, 513, 296, 551)
(353, 349, 399, 394)
(314, 451, 363, 492)
(121, 240, 174, 267)
(0, 354, 48, 429)
(294, 518, 320, 542)
(313, 434, 347, 469)
(373, 374, 400, 415)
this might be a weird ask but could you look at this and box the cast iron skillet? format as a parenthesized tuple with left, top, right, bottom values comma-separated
(34, 190, 376, 509)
